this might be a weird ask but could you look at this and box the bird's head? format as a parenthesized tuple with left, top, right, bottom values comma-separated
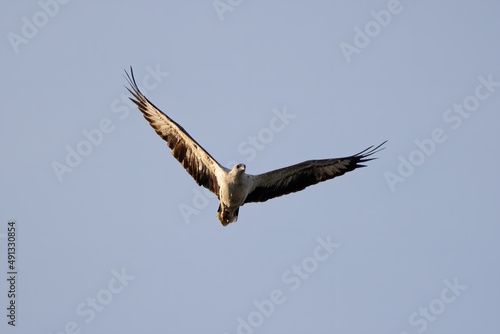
(232, 163, 246, 174)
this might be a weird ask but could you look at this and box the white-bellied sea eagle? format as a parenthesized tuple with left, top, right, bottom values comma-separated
(125, 68, 386, 226)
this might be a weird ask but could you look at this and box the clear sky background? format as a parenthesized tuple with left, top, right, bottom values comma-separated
(1, 1, 499, 333)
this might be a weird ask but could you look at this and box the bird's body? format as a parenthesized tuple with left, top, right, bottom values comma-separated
(125, 68, 386, 226)
(217, 164, 251, 224)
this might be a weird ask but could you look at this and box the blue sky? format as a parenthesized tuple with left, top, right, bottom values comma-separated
(1, 1, 499, 333)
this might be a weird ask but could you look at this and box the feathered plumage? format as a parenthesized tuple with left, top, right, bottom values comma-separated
(125, 67, 386, 226)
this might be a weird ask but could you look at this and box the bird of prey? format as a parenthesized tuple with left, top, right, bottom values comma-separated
(125, 68, 386, 226)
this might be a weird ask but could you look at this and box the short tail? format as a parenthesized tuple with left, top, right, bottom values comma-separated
(217, 205, 239, 226)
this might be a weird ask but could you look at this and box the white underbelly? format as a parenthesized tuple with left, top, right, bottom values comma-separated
(220, 182, 248, 207)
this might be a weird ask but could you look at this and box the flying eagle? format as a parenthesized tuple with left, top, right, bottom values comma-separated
(125, 68, 386, 226)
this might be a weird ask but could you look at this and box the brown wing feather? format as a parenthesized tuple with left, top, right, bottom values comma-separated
(244, 141, 386, 203)
(125, 67, 227, 198)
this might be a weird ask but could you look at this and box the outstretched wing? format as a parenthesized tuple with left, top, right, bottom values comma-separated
(244, 141, 386, 203)
(125, 67, 228, 198)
